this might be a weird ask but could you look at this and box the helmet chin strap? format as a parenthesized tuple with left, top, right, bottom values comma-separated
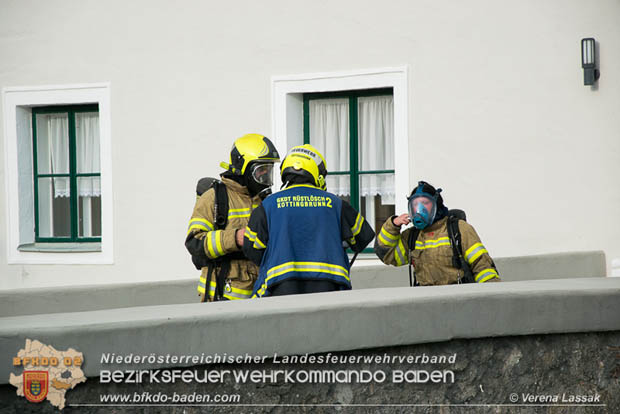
(257, 187, 272, 200)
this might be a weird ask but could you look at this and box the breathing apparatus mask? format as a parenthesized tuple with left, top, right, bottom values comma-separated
(407, 182, 442, 230)
(245, 162, 275, 199)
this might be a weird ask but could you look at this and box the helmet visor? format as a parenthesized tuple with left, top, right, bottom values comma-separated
(408, 195, 437, 229)
(251, 163, 275, 186)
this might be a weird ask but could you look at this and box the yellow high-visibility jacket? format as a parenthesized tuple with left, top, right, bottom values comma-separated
(185, 177, 261, 301)
(374, 216, 500, 285)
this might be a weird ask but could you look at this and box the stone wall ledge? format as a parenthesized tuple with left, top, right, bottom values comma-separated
(0, 250, 607, 317)
(1, 277, 619, 384)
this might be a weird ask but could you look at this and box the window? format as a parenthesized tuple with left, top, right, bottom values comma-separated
(303, 88, 395, 246)
(272, 67, 409, 261)
(32, 105, 101, 242)
(3, 83, 113, 264)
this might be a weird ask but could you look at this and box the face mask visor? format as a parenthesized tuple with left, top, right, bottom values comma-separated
(408, 194, 437, 229)
(251, 163, 275, 186)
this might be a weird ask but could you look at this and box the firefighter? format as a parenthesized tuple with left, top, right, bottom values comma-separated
(185, 133, 280, 301)
(243, 144, 375, 297)
(374, 181, 500, 285)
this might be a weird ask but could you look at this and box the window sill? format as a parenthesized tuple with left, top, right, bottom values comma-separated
(18, 242, 102, 253)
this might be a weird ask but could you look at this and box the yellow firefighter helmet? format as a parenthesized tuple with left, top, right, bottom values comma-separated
(221, 133, 280, 175)
(280, 144, 328, 190)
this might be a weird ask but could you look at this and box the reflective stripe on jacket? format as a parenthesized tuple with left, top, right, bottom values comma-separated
(375, 216, 500, 285)
(243, 184, 375, 297)
(186, 177, 261, 301)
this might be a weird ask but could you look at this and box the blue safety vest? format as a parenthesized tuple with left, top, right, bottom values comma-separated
(252, 185, 351, 297)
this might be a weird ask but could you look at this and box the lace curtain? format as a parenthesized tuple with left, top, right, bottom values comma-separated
(41, 111, 100, 237)
(47, 115, 70, 197)
(308, 95, 394, 203)
(75, 112, 101, 197)
(309, 98, 350, 196)
(46, 112, 100, 197)
(358, 95, 394, 204)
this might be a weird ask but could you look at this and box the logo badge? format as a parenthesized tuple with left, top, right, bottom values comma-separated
(23, 371, 49, 403)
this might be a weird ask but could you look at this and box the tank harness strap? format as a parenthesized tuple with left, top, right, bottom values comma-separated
(407, 227, 420, 287)
(447, 216, 474, 284)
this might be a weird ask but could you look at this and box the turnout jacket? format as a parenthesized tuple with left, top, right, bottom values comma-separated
(243, 184, 375, 298)
(375, 216, 500, 285)
(185, 177, 261, 301)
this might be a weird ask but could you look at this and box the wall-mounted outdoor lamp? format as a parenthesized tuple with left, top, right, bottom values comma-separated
(581, 38, 600, 86)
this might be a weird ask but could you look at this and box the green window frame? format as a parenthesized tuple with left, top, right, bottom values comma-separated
(303, 88, 394, 252)
(32, 104, 101, 243)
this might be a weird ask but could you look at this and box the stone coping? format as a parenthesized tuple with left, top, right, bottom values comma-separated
(1, 277, 619, 384)
(0, 250, 606, 317)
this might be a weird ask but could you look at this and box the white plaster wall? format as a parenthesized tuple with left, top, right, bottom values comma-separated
(0, 0, 619, 289)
